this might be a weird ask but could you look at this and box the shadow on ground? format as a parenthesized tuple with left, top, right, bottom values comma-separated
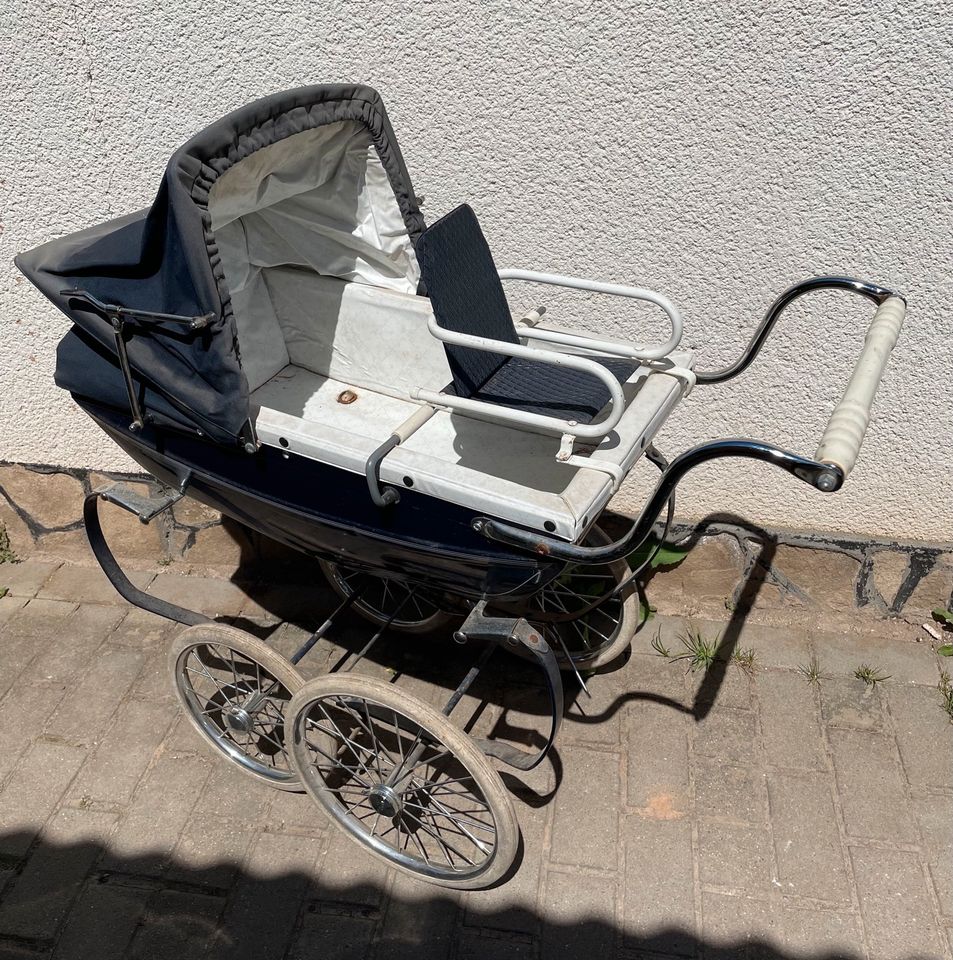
(0, 831, 875, 960)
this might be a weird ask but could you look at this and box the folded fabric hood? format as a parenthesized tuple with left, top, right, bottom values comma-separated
(15, 84, 426, 445)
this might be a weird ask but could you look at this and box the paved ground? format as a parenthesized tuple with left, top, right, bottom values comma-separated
(0, 556, 949, 959)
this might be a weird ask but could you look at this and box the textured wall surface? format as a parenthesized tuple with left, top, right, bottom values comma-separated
(2, 1, 950, 541)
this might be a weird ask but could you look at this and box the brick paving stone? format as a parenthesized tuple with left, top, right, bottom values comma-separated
(540, 870, 615, 959)
(0, 597, 27, 629)
(779, 903, 864, 958)
(819, 677, 885, 731)
(887, 683, 953, 790)
(813, 629, 942, 686)
(464, 798, 545, 936)
(37, 564, 154, 606)
(692, 705, 759, 766)
(51, 878, 148, 960)
(127, 644, 176, 704)
(110, 607, 177, 647)
(207, 831, 322, 960)
(377, 875, 459, 960)
(166, 815, 256, 890)
(688, 661, 755, 711)
(44, 644, 145, 745)
(549, 747, 620, 871)
(101, 752, 211, 875)
(694, 759, 767, 823)
(19, 604, 123, 686)
(198, 763, 276, 823)
(722, 621, 812, 672)
(457, 932, 534, 959)
(291, 911, 377, 960)
(147, 574, 248, 617)
(767, 772, 851, 903)
(127, 888, 225, 960)
(622, 815, 695, 955)
(0, 740, 87, 859)
(0, 682, 67, 785)
(828, 729, 918, 844)
(67, 699, 176, 806)
(0, 808, 119, 941)
(851, 846, 945, 960)
(626, 701, 691, 817)
(316, 826, 391, 909)
(701, 892, 783, 959)
(758, 670, 826, 771)
(914, 794, 953, 918)
(0, 561, 60, 598)
(697, 821, 775, 896)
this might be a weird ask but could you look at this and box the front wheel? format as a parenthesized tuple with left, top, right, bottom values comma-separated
(287, 674, 519, 889)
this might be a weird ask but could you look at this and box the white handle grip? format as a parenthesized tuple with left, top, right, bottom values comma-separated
(814, 296, 905, 477)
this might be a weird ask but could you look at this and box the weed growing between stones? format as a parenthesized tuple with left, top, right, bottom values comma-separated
(0, 524, 19, 564)
(798, 655, 822, 685)
(854, 663, 890, 685)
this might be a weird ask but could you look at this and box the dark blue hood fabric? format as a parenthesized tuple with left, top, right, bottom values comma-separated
(16, 85, 424, 445)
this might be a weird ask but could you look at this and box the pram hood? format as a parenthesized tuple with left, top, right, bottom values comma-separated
(16, 84, 425, 444)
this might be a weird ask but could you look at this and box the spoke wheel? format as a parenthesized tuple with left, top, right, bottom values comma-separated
(524, 524, 639, 670)
(320, 560, 454, 634)
(288, 675, 518, 889)
(170, 624, 304, 791)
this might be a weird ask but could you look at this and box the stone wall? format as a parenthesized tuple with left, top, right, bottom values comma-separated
(1, 462, 949, 631)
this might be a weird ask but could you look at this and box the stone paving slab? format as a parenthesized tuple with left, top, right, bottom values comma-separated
(0, 564, 948, 958)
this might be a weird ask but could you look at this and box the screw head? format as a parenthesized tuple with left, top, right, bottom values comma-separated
(816, 471, 838, 492)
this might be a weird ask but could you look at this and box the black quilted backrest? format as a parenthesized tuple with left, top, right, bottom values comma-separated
(415, 204, 519, 398)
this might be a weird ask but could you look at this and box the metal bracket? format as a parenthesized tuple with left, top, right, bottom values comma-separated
(97, 481, 183, 523)
(453, 603, 563, 771)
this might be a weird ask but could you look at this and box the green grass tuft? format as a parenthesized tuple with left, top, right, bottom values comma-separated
(798, 655, 822, 686)
(732, 647, 757, 676)
(670, 626, 720, 672)
(0, 526, 19, 565)
(651, 631, 671, 658)
(854, 663, 890, 686)
(938, 670, 953, 724)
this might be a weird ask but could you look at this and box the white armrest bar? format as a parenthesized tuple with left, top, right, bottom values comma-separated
(498, 268, 682, 360)
(415, 316, 626, 439)
(814, 296, 905, 477)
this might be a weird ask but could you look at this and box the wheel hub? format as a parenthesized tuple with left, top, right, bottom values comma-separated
(368, 784, 402, 818)
(223, 705, 253, 734)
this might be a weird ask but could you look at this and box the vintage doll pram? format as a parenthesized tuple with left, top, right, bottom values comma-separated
(15, 85, 905, 889)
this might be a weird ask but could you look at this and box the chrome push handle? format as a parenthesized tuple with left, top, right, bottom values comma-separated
(475, 276, 907, 565)
(814, 296, 905, 478)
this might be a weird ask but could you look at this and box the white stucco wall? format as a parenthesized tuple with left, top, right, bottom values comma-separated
(2, 1, 950, 541)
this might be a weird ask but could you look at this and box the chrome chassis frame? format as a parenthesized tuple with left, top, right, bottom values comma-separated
(83, 487, 563, 772)
(474, 276, 903, 564)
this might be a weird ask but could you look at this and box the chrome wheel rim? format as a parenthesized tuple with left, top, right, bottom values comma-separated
(325, 564, 445, 629)
(174, 642, 297, 784)
(531, 566, 626, 663)
(294, 692, 500, 881)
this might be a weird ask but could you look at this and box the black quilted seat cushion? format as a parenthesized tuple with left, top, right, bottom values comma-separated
(472, 354, 636, 423)
(416, 202, 636, 423)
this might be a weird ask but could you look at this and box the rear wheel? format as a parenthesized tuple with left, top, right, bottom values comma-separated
(523, 525, 639, 670)
(319, 560, 454, 634)
(169, 624, 304, 791)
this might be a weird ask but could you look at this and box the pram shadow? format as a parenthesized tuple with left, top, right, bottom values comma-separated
(0, 831, 876, 959)
(222, 509, 781, 804)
